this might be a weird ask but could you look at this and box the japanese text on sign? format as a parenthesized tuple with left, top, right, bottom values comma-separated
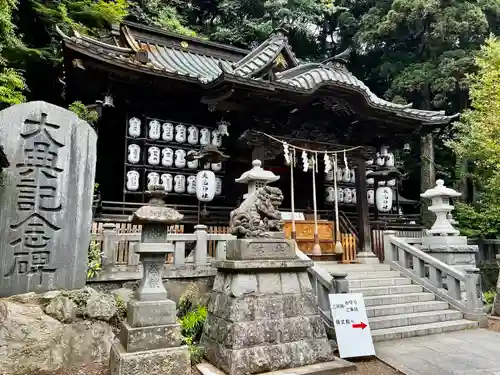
(5, 113, 64, 287)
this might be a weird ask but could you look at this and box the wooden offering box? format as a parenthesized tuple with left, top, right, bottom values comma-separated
(284, 220, 335, 254)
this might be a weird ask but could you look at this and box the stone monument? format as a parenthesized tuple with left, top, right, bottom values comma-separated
(201, 162, 340, 375)
(0, 101, 97, 297)
(109, 185, 191, 375)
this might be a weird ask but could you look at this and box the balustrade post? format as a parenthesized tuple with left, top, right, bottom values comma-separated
(464, 268, 483, 311)
(174, 241, 186, 266)
(383, 230, 397, 262)
(331, 272, 349, 294)
(101, 223, 117, 268)
(194, 224, 208, 265)
(215, 240, 227, 261)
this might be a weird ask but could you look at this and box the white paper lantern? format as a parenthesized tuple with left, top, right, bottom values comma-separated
(147, 172, 160, 186)
(200, 128, 210, 145)
(196, 170, 216, 202)
(211, 162, 222, 172)
(325, 169, 334, 182)
(127, 144, 141, 164)
(367, 189, 375, 205)
(148, 120, 161, 140)
(162, 122, 174, 142)
(147, 146, 160, 166)
(350, 169, 355, 183)
(174, 174, 186, 193)
(175, 124, 187, 143)
(128, 117, 141, 138)
(342, 167, 351, 182)
(215, 177, 222, 196)
(378, 180, 385, 186)
(352, 189, 357, 204)
(212, 129, 222, 147)
(376, 187, 393, 212)
(187, 159, 198, 169)
(161, 148, 174, 167)
(344, 188, 353, 203)
(376, 152, 385, 166)
(161, 173, 173, 192)
(387, 179, 396, 187)
(336, 165, 343, 181)
(325, 186, 335, 202)
(126, 170, 140, 191)
(187, 175, 196, 194)
(386, 152, 395, 167)
(366, 170, 374, 185)
(338, 188, 344, 203)
(365, 158, 374, 166)
(174, 149, 186, 168)
(187, 126, 199, 145)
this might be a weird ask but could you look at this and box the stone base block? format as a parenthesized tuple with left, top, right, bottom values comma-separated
(197, 359, 356, 375)
(119, 321, 182, 352)
(421, 235, 468, 248)
(127, 298, 176, 327)
(201, 336, 335, 375)
(109, 343, 191, 375)
(226, 238, 296, 260)
(355, 252, 379, 264)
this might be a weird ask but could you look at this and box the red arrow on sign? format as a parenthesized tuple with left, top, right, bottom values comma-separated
(352, 322, 367, 330)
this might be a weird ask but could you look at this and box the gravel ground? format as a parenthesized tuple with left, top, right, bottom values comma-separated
(344, 357, 402, 375)
(488, 316, 500, 332)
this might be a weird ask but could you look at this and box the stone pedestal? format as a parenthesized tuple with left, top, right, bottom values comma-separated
(201, 235, 335, 375)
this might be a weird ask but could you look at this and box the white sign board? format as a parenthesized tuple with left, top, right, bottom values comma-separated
(281, 212, 305, 221)
(329, 293, 376, 358)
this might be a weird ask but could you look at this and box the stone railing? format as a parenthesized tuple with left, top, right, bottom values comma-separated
(89, 223, 235, 281)
(384, 232, 487, 327)
(295, 246, 349, 334)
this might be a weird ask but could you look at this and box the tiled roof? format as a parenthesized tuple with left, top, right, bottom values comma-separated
(58, 23, 458, 124)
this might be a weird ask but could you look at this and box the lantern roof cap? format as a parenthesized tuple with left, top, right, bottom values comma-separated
(235, 159, 280, 184)
(420, 179, 461, 199)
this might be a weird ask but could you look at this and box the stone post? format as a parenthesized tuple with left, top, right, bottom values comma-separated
(101, 223, 117, 269)
(194, 224, 208, 265)
(109, 185, 191, 375)
(464, 268, 488, 327)
(383, 230, 397, 263)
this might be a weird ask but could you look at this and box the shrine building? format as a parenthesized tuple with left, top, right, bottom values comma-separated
(57, 21, 457, 262)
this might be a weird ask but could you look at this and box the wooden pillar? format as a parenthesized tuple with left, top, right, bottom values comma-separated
(354, 157, 379, 264)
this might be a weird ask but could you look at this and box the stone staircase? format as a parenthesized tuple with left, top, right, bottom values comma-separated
(316, 262, 479, 342)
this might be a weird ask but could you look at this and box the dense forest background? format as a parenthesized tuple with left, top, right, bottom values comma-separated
(2, 0, 500, 234)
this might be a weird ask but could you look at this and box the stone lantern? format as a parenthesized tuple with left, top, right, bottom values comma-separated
(235, 159, 280, 199)
(110, 184, 191, 375)
(420, 179, 461, 236)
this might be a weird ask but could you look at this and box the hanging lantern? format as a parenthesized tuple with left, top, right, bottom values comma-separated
(403, 143, 411, 154)
(127, 144, 141, 164)
(103, 94, 114, 108)
(175, 124, 187, 143)
(217, 119, 230, 137)
(350, 168, 355, 183)
(344, 188, 352, 203)
(128, 117, 141, 138)
(376, 152, 385, 166)
(174, 174, 186, 193)
(367, 189, 375, 204)
(147, 172, 160, 186)
(325, 169, 334, 181)
(187, 175, 196, 194)
(147, 146, 160, 166)
(126, 170, 140, 191)
(162, 122, 174, 142)
(162, 148, 174, 167)
(187, 125, 199, 145)
(342, 167, 351, 182)
(212, 129, 222, 147)
(376, 186, 393, 212)
(161, 173, 173, 192)
(338, 188, 344, 203)
(174, 149, 186, 168)
(386, 152, 395, 167)
(325, 186, 335, 202)
(148, 120, 161, 140)
(196, 170, 216, 201)
(352, 189, 357, 204)
(200, 128, 210, 145)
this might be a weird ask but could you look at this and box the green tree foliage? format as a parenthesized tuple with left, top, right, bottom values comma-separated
(448, 36, 500, 237)
(0, 0, 26, 107)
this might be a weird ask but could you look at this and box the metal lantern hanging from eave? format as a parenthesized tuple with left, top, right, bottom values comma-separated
(420, 179, 461, 235)
(235, 159, 280, 199)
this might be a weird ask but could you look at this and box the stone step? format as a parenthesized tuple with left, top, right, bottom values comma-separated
(317, 263, 391, 273)
(372, 319, 479, 342)
(351, 284, 423, 297)
(345, 271, 401, 280)
(369, 309, 463, 330)
(366, 301, 449, 318)
(348, 277, 411, 288)
(364, 292, 436, 307)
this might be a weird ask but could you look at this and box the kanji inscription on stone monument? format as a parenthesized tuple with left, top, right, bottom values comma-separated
(5, 113, 64, 287)
(0, 101, 97, 297)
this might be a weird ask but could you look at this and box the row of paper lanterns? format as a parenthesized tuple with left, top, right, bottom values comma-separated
(325, 167, 396, 187)
(325, 186, 393, 212)
(128, 118, 222, 147)
(125, 170, 222, 199)
(127, 144, 222, 171)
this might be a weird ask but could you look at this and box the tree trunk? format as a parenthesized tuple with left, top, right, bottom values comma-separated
(420, 132, 436, 228)
(494, 260, 500, 315)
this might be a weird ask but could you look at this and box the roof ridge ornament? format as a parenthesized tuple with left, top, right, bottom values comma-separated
(322, 47, 351, 65)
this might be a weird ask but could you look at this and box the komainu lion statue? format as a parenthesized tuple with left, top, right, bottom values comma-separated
(229, 185, 284, 238)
